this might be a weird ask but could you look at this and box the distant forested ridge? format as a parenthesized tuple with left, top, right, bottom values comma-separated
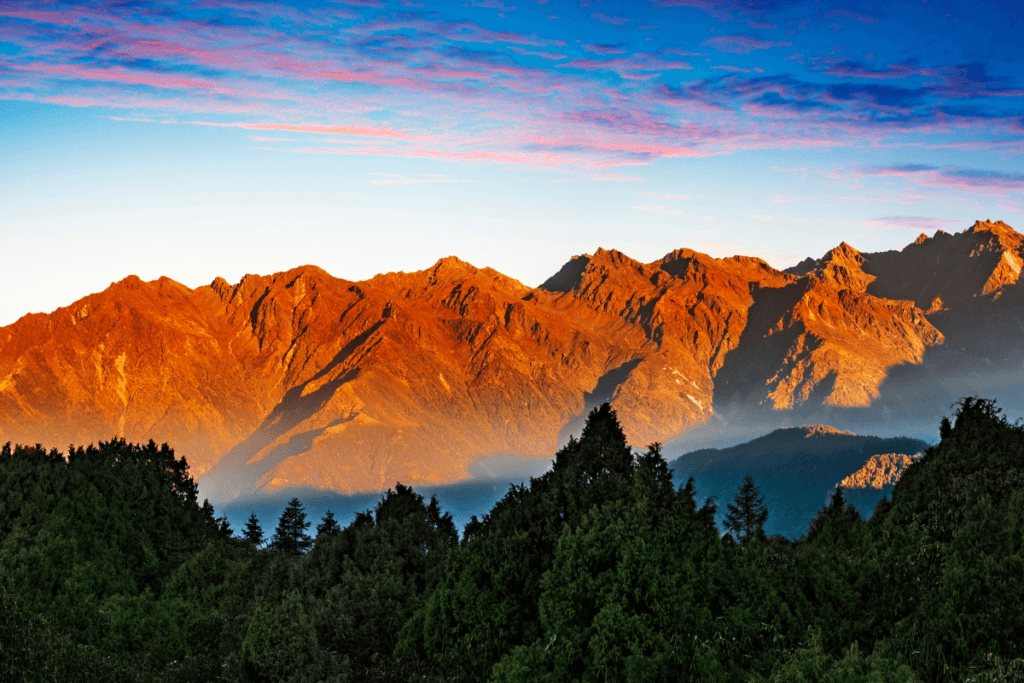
(2, 399, 1023, 682)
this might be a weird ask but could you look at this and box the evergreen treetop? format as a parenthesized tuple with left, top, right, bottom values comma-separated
(243, 513, 265, 549)
(315, 509, 340, 538)
(270, 498, 312, 556)
(724, 473, 769, 543)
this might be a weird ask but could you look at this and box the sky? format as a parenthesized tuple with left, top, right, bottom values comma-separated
(2, 0, 1024, 327)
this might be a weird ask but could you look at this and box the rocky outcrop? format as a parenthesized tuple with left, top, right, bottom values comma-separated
(1, 220, 1022, 502)
(862, 220, 1024, 309)
(718, 241, 942, 410)
(839, 452, 923, 489)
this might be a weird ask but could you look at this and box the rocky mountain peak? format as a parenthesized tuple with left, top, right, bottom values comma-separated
(0, 220, 1017, 502)
(814, 241, 873, 292)
(428, 255, 478, 280)
(115, 274, 145, 291)
(540, 254, 591, 293)
(863, 218, 1024, 308)
(210, 276, 232, 300)
(968, 219, 1016, 236)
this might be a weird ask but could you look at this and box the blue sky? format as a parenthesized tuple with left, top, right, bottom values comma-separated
(2, 0, 1023, 325)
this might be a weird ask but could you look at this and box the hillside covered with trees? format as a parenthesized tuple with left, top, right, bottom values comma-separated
(2, 399, 1022, 682)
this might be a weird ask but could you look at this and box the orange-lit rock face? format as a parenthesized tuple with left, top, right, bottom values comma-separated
(716, 240, 943, 410)
(1, 221, 1020, 501)
(863, 220, 1024, 309)
(839, 452, 923, 489)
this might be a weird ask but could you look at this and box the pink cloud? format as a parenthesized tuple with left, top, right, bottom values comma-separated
(4, 0, 1022, 175)
(664, 47, 703, 57)
(702, 35, 777, 54)
(856, 164, 1024, 195)
(187, 121, 417, 140)
(711, 65, 764, 73)
(509, 46, 567, 59)
(0, 8, 88, 26)
(864, 216, 954, 231)
(582, 44, 627, 54)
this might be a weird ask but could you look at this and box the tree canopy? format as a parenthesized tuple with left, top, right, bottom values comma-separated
(2, 398, 1022, 682)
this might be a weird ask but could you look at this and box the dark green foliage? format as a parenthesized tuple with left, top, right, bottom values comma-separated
(862, 397, 1024, 681)
(750, 627, 922, 683)
(493, 462, 732, 682)
(271, 497, 313, 556)
(724, 473, 769, 544)
(0, 439, 242, 681)
(241, 590, 341, 683)
(315, 509, 340, 538)
(3, 397, 1023, 683)
(805, 485, 863, 549)
(398, 404, 642, 681)
(297, 484, 458, 678)
(244, 512, 266, 549)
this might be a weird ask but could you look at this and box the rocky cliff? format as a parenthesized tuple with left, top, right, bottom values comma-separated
(839, 452, 924, 490)
(1, 220, 1020, 502)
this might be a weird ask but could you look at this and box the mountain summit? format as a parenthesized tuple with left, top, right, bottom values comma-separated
(1, 221, 1022, 502)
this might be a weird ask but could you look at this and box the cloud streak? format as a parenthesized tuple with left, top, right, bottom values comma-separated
(857, 164, 1024, 194)
(1, 0, 1022, 172)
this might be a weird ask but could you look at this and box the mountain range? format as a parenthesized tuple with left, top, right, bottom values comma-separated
(1, 220, 1021, 504)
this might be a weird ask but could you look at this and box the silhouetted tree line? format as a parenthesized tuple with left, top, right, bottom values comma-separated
(2, 399, 1023, 682)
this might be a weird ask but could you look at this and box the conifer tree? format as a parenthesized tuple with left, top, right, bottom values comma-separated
(316, 509, 340, 537)
(243, 513, 265, 549)
(724, 474, 769, 543)
(271, 498, 313, 555)
(805, 484, 862, 547)
(216, 514, 233, 537)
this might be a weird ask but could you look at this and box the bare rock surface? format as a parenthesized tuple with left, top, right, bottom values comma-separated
(1, 221, 1022, 502)
(839, 452, 924, 489)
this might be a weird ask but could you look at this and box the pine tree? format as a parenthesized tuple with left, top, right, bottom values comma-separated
(216, 515, 233, 537)
(271, 498, 313, 555)
(724, 474, 769, 543)
(316, 509, 340, 537)
(243, 513, 265, 549)
(805, 484, 861, 547)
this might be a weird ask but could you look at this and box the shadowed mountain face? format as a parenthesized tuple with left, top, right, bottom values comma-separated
(670, 426, 929, 538)
(0, 220, 1021, 503)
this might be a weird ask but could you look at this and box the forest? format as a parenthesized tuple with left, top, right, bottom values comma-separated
(1, 398, 1023, 682)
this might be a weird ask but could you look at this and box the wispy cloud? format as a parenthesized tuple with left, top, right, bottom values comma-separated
(190, 121, 418, 140)
(864, 216, 956, 231)
(857, 164, 1024, 193)
(827, 61, 936, 80)
(702, 35, 785, 54)
(1, 0, 1021, 173)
